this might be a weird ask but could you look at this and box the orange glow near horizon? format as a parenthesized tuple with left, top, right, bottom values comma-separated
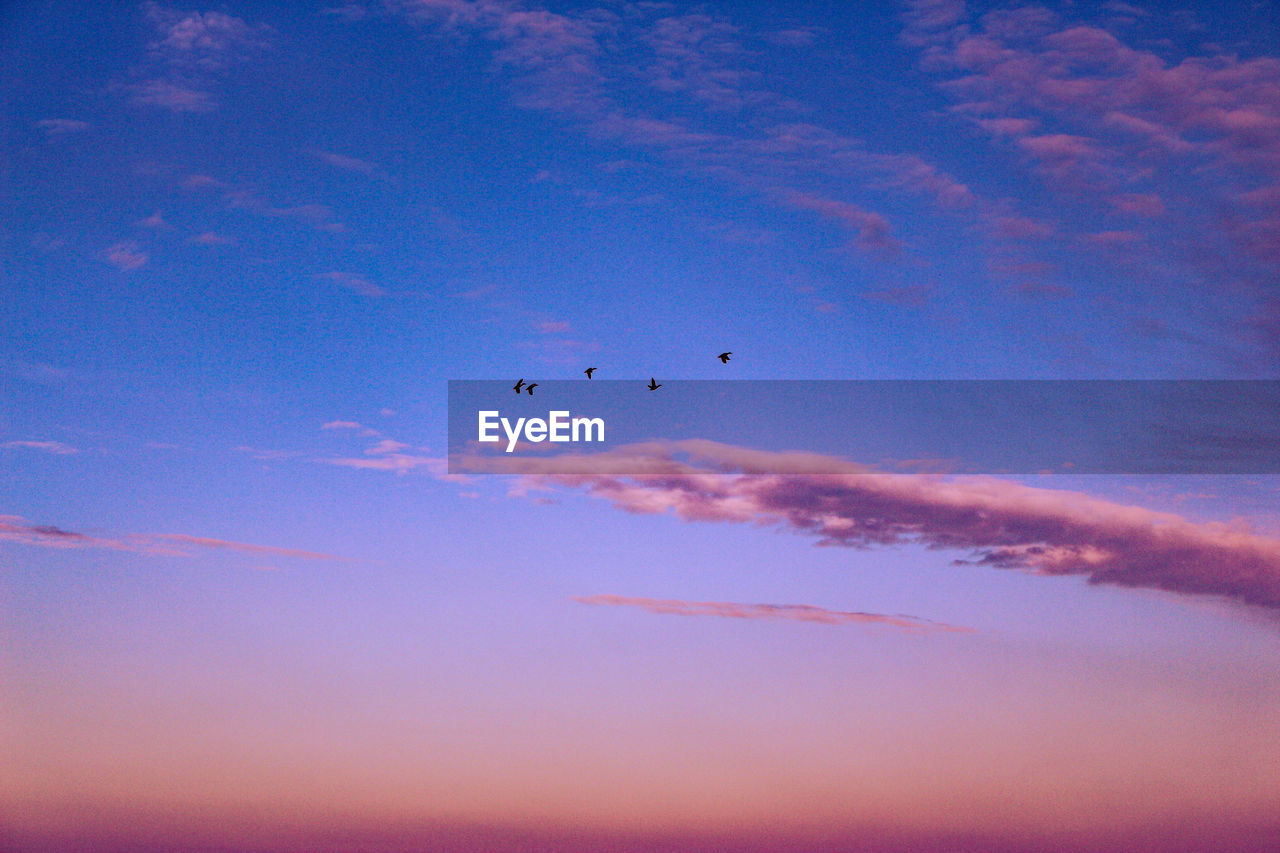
(7, 596, 1280, 849)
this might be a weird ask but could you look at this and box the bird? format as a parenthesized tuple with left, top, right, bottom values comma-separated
(584, 367, 596, 379)
(717, 352, 732, 363)
(647, 377, 661, 391)
(513, 378, 525, 393)
(526, 383, 538, 395)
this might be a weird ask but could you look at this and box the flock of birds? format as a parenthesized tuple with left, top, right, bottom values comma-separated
(512, 353, 732, 396)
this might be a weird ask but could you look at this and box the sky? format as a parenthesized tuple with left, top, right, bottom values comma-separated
(3, 0, 1280, 850)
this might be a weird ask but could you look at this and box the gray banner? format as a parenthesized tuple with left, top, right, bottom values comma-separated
(448, 380, 1280, 474)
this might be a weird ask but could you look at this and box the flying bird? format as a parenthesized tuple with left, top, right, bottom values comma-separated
(526, 383, 538, 395)
(584, 367, 596, 378)
(717, 352, 732, 363)
(513, 378, 525, 393)
(648, 377, 661, 391)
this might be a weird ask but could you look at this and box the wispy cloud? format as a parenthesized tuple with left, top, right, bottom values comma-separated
(391, 0, 976, 262)
(34, 118, 89, 136)
(0, 360, 71, 385)
(504, 440, 1280, 610)
(319, 426, 469, 482)
(127, 78, 216, 112)
(321, 419, 382, 438)
(0, 516, 151, 553)
(150, 534, 339, 561)
(222, 187, 346, 232)
(325, 453, 446, 475)
(144, 3, 270, 66)
(167, 168, 348, 233)
(782, 190, 899, 253)
(104, 242, 148, 270)
(0, 440, 78, 455)
(573, 594, 973, 633)
(188, 230, 235, 246)
(364, 439, 411, 455)
(862, 283, 936, 308)
(763, 27, 822, 48)
(323, 4, 369, 22)
(389, 0, 1280, 366)
(316, 271, 384, 297)
(0, 514, 340, 561)
(126, 3, 270, 112)
(310, 150, 382, 176)
(902, 0, 1280, 356)
(234, 445, 304, 461)
(321, 420, 369, 431)
(166, 179, 345, 238)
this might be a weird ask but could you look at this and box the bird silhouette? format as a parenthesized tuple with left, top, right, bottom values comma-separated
(717, 352, 732, 363)
(647, 377, 661, 391)
(584, 367, 596, 378)
(526, 383, 538, 395)
(513, 378, 525, 393)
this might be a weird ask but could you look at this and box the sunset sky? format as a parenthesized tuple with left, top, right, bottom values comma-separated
(4, 1, 1280, 850)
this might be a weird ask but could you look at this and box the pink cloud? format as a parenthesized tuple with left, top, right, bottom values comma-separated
(516, 336, 603, 363)
(322, 420, 367, 431)
(0, 516, 152, 554)
(500, 440, 1280, 610)
(900, 0, 966, 47)
(0, 515, 337, 560)
(1086, 230, 1142, 246)
(639, 13, 779, 112)
(910, 6, 1280, 274)
(1109, 192, 1166, 217)
(871, 154, 977, 210)
(320, 424, 470, 482)
(395, 2, 1019, 265)
(144, 3, 270, 69)
(128, 79, 216, 112)
(188, 231, 234, 246)
(181, 173, 223, 190)
(1102, 111, 1191, 152)
(1016, 133, 1109, 184)
(105, 242, 148, 271)
(364, 439, 411, 455)
(151, 534, 338, 561)
(0, 440, 77, 455)
(234, 445, 304, 461)
(764, 28, 821, 48)
(861, 284, 935, 308)
(323, 4, 369, 22)
(976, 116, 1039, 136)
(311, 150, 381, 176)
(783, 190, 898, 252)
(325, 453, 451, 476)
(988, 213, 1055, 240)
(210, 183, 347, 232)
(572, 594, 973, 633)
(316, 271, 384, 297)
(34, 118, 89, 136)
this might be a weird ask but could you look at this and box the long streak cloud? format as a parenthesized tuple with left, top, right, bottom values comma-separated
(513, 441, 1280, 609)
(573, 594, 973, 633)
